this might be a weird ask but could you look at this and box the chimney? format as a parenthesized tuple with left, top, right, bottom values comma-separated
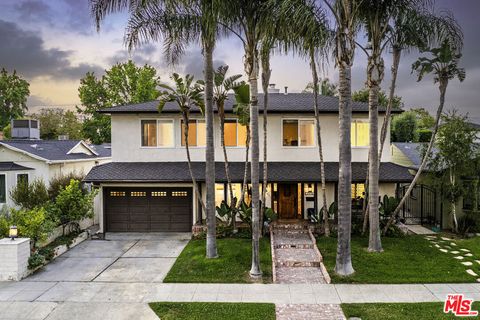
(58, 135, 69, 140)
(267, 83, 280, 94)
(284, 86, 288, 95)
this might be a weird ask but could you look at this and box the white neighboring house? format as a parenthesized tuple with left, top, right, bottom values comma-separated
(85, 88, 413, 234)
(0, 139, 111, 209)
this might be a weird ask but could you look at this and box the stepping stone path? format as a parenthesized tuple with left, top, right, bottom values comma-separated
(271, 222, 329, 284)
(276, 304, 346, 320)
(427, 235, 480, 282)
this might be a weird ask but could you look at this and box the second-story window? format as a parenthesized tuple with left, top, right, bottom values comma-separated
(282, 119, 315, 147)
(351, 120, 370, 147)
(141, 119, 174, 147)
(181, 119, 206, 147)
(224, 119, 247, 147)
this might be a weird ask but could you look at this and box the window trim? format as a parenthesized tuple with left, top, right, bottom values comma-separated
(0, 173, 6, 204)
(139, 118, 175, 149)
(180, 118, 206, 148)
(351, 119, 370, 149)
(224, 118, 247, 148)
(281, 118, 316, 148)
(16, 173, 29, 185)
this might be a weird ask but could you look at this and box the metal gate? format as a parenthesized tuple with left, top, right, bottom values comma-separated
(397, 184, 441, 226)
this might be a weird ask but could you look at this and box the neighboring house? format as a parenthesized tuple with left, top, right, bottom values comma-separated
(0, 139, 111, 208)
(392, 142, 478, 229)
(85, 91, 413, 234)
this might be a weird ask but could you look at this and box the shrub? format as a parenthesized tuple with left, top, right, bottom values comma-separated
(416, 128, 433, 142)
(38, 247, 55, 261)
(0, 206, 10, 237)
(51, 179, 97, 235)
(28, 253, 45, 270)
(10, 207, 55, 247)
(10, 179, 49, 210)
(48, 172, 85, 200)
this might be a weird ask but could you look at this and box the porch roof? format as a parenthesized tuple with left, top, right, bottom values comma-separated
(85, 162, 413, 184)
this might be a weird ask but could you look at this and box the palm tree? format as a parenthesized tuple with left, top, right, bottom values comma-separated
(158, 73, 206, 211)
(213, 65, 242, 229)
(384, 40, 465, 233)
(322, 0, 358, 276)
(92, 0, 223, 258)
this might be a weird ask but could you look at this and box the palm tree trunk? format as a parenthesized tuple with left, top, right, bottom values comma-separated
(335, 63, 354, 276)
(182, 113, 206, 213)
(247, 43, 262, 278)
(309, 49, 329, 236)
(367, 83, 382, 252)
(237, 126, 250, 208)
(260, 51, 271, 235)
(219, 102, 236, 230)
(204, 41, 218, 259)
(383, 77, 449, 235)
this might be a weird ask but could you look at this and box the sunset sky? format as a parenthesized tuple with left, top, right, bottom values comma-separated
(0, 0, 478, 121)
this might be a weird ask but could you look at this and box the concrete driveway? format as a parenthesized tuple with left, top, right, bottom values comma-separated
(25, 232, 190, 283)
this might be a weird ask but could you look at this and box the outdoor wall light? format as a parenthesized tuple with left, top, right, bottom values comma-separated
(9, 226, 18, 240)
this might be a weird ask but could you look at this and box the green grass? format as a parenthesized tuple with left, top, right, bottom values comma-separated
(317, 235, 474, 283)
(149, 302, 276, 320)
(164, 238, 272, 283)
(342, 302, 480, 320)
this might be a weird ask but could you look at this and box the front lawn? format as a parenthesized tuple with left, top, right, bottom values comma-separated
(164, 238, 272, 283)
(317, 235, 474, 283)
(342, 302, 480, 320)
(149, 302, 276, 320)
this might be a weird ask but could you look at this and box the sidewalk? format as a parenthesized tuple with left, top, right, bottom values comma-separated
(1, 281, 479, 319)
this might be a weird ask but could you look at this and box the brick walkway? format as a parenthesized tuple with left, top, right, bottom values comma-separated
(271, 221, 330, 284)
(276, 304, 346, 320)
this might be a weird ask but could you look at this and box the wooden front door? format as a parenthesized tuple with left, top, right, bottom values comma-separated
(278, 183, 298, 219)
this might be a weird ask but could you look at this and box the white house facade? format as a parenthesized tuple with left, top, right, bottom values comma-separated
(0, 140, 111, 209)
(85, 93, 413, 234)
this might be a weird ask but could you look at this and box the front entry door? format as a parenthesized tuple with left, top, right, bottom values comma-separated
(278, 183, 298, 219)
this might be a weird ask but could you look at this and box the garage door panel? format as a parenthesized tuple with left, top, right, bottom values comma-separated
(105, 187, 192, 232)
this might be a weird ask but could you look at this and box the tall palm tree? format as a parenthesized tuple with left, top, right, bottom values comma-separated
(213, 65, 242, 229)
(322, 0, 358, 276)
(92, 0, 223, 258)
(384, 40, 465, 233)
(158, 73, 206, 209)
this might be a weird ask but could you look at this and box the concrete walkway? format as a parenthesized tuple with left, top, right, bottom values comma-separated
(1, 281, 480, 319)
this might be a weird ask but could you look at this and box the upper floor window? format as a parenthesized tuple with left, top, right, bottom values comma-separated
(0, 174, 5, 204)
(141, 119, 174, 147)
(224, 119, 247, 147)
(181, 119, 206, 147)
(282, 119, 315, 147)
(351, 120, 369, 147)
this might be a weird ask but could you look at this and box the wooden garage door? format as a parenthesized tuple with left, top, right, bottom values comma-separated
(105, 187, 192, 232)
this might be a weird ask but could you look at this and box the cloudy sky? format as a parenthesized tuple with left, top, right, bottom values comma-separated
(0, 0, 478, 121)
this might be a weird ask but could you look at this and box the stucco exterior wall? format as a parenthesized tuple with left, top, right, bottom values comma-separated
(111, 113, 391, 163)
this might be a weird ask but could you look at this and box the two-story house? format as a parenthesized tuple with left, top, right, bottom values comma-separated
(85, 92, 413, 234)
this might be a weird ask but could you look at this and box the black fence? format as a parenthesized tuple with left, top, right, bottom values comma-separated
(396, 184, 441, 227)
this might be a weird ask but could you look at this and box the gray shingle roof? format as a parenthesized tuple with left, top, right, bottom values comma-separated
(0, 162, 34, 171)
(0, 140, 111, 161)
(84, 162, 413, 183)
(99, 93, 401, 114)
(393, 142, 438, 169)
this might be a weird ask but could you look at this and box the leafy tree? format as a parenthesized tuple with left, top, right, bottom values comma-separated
(77, 60, 161, 144)
(52, 180, 97, 235)
(352, 88, 403, 110)
(411, 107, 435, 129)
(392, 111, 418, 142)
(428, 111, 478, 232)
(10, 179, 49, 210)
(303, 78, 338, 96)
(0, 69, 30, 130)
(32, 108, 83, 140)
(48, 172, 86, 200)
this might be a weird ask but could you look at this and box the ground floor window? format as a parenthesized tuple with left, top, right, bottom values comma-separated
(17, 173, 28, 186)
(0, 174, 5, 203)
(463, 179, 479, 211)
(351, 183, 365, 210)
